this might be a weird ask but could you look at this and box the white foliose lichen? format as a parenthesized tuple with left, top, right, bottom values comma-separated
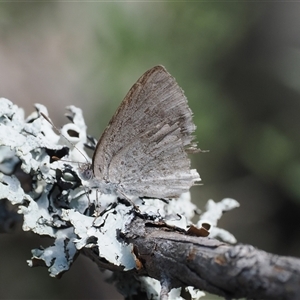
(0, 98, 239, 299)
(0, 98, 175, 275)
(197, 198, 240, 243)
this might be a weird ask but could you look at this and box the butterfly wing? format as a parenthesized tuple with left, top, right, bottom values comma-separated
(92, 65, 200, 198)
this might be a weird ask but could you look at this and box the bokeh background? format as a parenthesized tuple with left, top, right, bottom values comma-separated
(1, 2, 300, 299)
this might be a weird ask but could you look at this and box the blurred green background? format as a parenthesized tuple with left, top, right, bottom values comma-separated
(1, 2, 300, 299)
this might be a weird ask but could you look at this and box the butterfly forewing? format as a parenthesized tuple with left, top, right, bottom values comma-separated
(92, 65, 200, 198)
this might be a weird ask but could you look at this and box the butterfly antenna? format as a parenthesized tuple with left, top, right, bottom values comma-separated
(40, 112, 90, 164)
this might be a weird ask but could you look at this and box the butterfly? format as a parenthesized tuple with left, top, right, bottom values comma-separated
(89, 65, 200, 201)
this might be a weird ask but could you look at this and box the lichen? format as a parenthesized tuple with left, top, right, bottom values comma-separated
(0, 98, 239, 299)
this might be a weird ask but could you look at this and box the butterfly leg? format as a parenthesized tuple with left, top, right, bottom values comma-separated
(93, 188, 102, 217)
(81, 186, 102, 217)
(81, 186, 95, 216)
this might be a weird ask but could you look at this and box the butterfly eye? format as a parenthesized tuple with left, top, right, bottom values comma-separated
(86, 169, 93, 180)
(79, 164, 93, 180)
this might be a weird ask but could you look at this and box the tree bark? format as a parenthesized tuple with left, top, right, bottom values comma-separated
(84, 216, 300, 300)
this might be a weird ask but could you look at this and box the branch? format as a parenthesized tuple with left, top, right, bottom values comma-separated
(0, 98, 299, 300)
(79, 215, 300, 299)
(123, 217, 300, 300)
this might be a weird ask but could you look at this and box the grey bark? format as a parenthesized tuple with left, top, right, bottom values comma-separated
(84, 216, 300, 300)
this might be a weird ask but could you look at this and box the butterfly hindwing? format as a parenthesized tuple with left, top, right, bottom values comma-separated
(92, 65, 200, 198)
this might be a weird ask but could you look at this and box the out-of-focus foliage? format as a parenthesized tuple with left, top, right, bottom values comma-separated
(1, 2, 300, 300)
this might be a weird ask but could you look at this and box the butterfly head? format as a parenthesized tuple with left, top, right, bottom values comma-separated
(79, 163, 94, 181)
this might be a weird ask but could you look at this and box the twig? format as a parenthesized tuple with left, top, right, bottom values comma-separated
(84, 216, 300, 299)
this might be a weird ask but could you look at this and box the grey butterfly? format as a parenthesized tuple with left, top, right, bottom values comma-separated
(90, 65, 200, 200)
